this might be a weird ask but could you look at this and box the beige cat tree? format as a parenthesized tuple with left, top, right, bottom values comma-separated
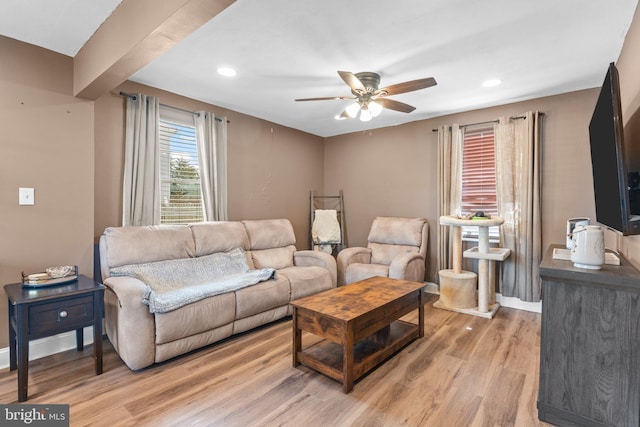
(434, 215, 511, 319)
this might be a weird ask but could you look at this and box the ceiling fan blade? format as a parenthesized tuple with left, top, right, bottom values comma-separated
(376, 77, 437, 96)
(378, 98, 416, 113)
(295, 96, 354, 101)
(338, 71, 366, 93)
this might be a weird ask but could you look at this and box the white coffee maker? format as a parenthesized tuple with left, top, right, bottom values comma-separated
(566, 217, 590, 249)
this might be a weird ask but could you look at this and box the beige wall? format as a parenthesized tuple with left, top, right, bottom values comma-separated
(325, 89, 599, 283)
(94, 81, 325, 250)
(614, 2, 640, 269)
(0, 36, 94, 346)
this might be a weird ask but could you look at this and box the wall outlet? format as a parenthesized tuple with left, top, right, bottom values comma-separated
(19, 187, 35, 205)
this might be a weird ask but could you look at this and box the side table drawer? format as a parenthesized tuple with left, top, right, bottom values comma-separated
(29, 295, 94, 337)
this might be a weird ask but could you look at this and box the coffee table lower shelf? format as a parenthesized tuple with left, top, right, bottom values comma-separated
(296, 320, 418, 389)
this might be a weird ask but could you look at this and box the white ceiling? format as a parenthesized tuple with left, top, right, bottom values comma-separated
(0, 0, 122, 56)
(1, 0, 638, 137)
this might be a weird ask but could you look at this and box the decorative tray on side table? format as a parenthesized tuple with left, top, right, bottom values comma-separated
(21, 266, 79, 288)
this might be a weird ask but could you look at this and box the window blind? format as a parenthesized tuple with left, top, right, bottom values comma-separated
(159, 114, 204, 225)
(461, 126, 498, 216)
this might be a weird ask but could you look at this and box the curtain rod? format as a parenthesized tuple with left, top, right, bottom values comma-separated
(431, 112, 545, 132)
(510, 112, 546, 120)
(431, 119, 498, 133)
(118, 91, 229, 123)
(462, 119, 499, 128)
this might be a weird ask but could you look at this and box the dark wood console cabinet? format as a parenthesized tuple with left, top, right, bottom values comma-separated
(538, 244, 640, 427)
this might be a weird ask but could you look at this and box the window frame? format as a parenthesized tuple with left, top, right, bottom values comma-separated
(460, 124, 499, 240)
(158, 106, 204, 225)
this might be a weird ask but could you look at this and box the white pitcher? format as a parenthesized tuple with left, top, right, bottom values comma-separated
(570, 225, 605, 269)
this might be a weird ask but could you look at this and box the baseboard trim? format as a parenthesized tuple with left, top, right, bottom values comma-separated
(0, 328, 94, 371)
(424, 282, 541, 313)
(496, 293, 541, 313)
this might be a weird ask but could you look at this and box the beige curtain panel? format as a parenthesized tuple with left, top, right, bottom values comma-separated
(496, 111, 543, 302)
(195, 112, 228, 221)
(122, 94, 161, 226)
(436, 124, 462, 272)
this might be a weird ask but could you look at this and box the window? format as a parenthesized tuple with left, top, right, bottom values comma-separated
(159, 107, 203, 224)
(460, 125, 499, 239)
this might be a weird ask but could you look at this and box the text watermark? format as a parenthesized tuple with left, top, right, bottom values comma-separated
(1, 404, 69, 426)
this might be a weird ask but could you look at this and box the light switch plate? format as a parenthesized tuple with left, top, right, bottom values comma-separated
(19, 187, 34, 205)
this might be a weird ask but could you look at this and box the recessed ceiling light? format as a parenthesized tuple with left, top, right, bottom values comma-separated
(482, 79, 502, 88)
(217, 67, 237, 77)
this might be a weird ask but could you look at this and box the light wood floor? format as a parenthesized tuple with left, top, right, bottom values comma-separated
(0, 294, 552, 427)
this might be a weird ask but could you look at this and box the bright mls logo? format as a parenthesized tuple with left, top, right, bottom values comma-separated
(1, 404, 69, 426)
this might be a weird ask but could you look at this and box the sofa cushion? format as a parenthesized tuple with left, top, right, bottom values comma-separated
(280, 266, 333, 300)
(367, 217, 426, 246)
(235, 275, 290, 319)
(102, 225, 195, 268)
(243, 219, 296, 249)
(345, 263, 390, 284)
(369, 243, 420, 266)
(190, 221, 250, 257)
(250, 245, 296, 270)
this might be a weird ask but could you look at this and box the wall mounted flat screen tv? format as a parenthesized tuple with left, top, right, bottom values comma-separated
(588, 62, 640, 235)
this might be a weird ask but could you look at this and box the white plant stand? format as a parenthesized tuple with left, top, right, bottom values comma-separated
(434, 215, 511, 319)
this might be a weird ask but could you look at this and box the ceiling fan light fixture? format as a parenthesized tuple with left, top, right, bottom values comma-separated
(295, 70, 437, 121)
(359, 108, 372, 122)
(345, 102, 360, 118)
(369, 101, 383, 117)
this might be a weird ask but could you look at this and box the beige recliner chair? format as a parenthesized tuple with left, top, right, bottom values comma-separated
(337, 216, 429, 286)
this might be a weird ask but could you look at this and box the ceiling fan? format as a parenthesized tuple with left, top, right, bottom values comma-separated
(295, 71, 437, 121)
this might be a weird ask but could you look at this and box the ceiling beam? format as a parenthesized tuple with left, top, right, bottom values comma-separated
(73, 0, 235, 100)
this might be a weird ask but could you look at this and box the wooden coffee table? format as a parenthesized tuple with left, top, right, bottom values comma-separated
(291, 276, 425, 393)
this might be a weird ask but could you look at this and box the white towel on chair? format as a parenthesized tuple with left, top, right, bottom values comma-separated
(312, 209, 341, 245)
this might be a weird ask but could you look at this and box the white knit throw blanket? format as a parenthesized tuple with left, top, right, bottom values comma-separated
(109, 248, 276, 313)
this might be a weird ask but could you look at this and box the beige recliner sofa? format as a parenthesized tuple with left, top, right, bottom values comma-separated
(99, 219, 336, 370)
(337, 216, 428, 286)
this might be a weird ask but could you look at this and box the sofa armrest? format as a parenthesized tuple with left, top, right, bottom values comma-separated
(103, 276, 156, 370)
(389, 253, 425, 283)
(337, 247, 372, 286)
(293, 250, 337, 288)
